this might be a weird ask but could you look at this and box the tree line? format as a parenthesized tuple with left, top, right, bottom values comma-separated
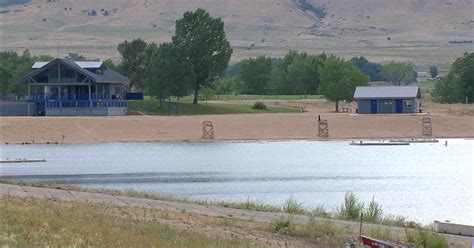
(0, 8, 471, 106)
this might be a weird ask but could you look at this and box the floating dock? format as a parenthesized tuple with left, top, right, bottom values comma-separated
(389, 138, 439, 143)
(0, 159, 47, 164)
(350, 141, 410, 146)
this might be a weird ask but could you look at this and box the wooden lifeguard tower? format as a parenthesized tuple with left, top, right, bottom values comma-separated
(202, 121, 215, 140)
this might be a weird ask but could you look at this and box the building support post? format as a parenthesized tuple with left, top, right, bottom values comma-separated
(88, 83, 91, 108)
(27, 84, 31, 116)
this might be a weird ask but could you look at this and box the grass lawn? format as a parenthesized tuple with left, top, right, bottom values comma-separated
(179, 94, 325, 101)
(415, 81, 437, 90)
(129, 100, 300, 115)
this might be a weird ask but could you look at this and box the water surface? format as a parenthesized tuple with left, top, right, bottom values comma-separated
(1, 139, 472, 225)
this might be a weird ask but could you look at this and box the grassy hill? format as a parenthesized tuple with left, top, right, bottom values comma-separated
(1, 0, 472, 69)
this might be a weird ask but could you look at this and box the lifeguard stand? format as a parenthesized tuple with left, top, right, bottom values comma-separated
(422, 117, 432, 137)
(202, 121, 215, 140)
(318, 119, 329, 138)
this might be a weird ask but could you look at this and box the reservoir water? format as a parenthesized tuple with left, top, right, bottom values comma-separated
(1, 139, 473, 225)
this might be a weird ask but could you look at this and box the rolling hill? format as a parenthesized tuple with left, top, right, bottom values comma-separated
(1, 0, 472, 69)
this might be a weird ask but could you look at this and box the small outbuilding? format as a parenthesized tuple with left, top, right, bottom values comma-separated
(354, 86, 421, 114)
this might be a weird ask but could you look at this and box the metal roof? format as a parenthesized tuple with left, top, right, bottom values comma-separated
(354, 86, 421, 99)
(20, 58, 129, 85)
(32, 60, 103, 69)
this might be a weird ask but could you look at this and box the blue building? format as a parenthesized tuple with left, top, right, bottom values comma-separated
(18, 58, 130, 116)
(354, 86, 421, 114)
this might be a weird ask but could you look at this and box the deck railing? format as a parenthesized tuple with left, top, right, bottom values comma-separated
(44, 100, 128, 108)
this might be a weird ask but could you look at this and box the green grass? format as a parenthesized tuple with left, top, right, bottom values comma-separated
(128, 100, 299, 115)
(339, 192, 364, 220)
(0, 195, 258, 247)
(415, 81, 437, 90)
(282, 195, 305, 215)
(181, 94, 325, 101)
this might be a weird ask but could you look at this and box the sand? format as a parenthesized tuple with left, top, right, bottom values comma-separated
(1, 111, 473, 144)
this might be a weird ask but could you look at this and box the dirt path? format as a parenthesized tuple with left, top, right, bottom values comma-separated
(0, 184, 470, 246)
(1, 112, 473, 144)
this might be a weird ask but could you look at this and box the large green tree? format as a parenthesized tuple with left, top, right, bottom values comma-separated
(380, 61, 416, 86)
(319, 57, 369, 112)
(145, 42, 194, 106)
(270, 51, 326, 95)
(433, 52, 474, 103)
(237, 56, 272, 94)
(118, 38, 148, 91)
(0, 50, 54, 97)
(172, 8, 232, 104)
(350, 56, 383, 81)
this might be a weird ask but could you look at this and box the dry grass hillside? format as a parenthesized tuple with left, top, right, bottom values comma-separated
(1, 0, 472, 69)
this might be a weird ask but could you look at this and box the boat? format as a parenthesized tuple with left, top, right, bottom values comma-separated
(361, 235, 412, 248)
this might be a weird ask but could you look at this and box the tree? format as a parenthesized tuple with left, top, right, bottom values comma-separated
(145, 42, 194, 106)
(200, 85, 216, 108)
(319, 57, 369, 112)
(269, 51, 326, 95)
(172, 8, 232, 104)
(65, 52, 86, 60)
(237, 56, 272, 94)
(350, 56, 383, 81)
(429, 65, 438, 79)
(380, 61, 416, 85)
(0, 67, 12, 97)
(118, 38, 148, 91)
(433, 52, 474, 103)
(213, 77, 236, 96)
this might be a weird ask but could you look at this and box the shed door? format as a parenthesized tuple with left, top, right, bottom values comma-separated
(370, 100, 377, 114)
(396, 100, 403, 113)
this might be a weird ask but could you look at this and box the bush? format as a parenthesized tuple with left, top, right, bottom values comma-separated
(305, 219, 339, 239)
(311, 205, 330, 218)
(252, 101, 267, 110)
(364, 197, 383, 222)
(405, 228, 448, 248)
(339, 192, 364, 220)
(282, 195, 304, 215)
(272, 219, 295, 235)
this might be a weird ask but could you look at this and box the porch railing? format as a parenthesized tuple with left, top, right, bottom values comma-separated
(43, 100, 128, 108)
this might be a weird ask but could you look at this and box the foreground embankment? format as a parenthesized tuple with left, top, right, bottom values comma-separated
(1, 113, 473, 144)
(0, 183, 471, 247)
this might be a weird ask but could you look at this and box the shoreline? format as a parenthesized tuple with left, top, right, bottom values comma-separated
(2, 136, 473, 146)
(0, 182, 471, 246)
(1, 113, 473, 145)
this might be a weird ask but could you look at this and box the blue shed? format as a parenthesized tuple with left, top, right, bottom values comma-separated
(354, 86, 421, 114)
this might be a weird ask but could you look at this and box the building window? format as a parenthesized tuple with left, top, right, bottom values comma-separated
(403, 100, 413, 108)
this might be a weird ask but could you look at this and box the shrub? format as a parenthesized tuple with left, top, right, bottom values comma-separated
(305, 218, 339, 239)
(364, 197, 383, 223)
(405, 228, 448, 248)
(339, 192, 364, 220)
(252, 101, 267, 110)
(282, 195, 304, 215)
(311, 205, 330, 218)
(272, 219, 295, 235)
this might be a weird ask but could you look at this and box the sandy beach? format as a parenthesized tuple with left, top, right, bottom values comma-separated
(1, 111, 473, 144)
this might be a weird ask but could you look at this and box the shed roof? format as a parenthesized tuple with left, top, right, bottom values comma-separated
(354, 86, 421, 99)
